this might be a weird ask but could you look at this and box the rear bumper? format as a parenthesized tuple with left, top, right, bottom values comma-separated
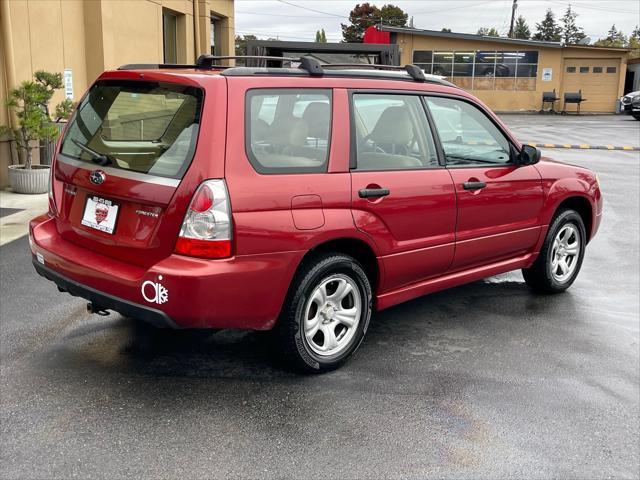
(33, 258, 179, 328)
(30, 214, 304, 330)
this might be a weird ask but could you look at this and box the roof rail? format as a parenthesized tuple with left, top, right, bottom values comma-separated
(319, 63, 427, 82)
(194, 54, 299, 68)
(117, 55, 449, 85)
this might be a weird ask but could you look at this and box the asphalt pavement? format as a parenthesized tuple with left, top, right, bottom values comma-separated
(1, 115, 638, 479)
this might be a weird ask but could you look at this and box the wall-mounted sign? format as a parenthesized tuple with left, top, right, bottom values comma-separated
(63, 69, 73, 99)
(542, 68, 553, 81)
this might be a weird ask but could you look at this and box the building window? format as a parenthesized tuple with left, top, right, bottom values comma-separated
(566, 66, 576, 73)
(162, 10, 178, 64)
(579, 66, 589, 73)
(413, 49, 538, 91)
(606, 66, 617, 73)
(593, 67, 603, 73)
(210, 15, 222, 55)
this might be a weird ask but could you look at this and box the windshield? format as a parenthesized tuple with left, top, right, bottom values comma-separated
(60, 80, 203, 178)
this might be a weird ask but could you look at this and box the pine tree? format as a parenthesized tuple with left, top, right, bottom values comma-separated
(594, 24, 627, 48)
(561, 4, 586, 44)
(315, 29, 327, 43)
(533, 9, 562, 42)
(513, 16, 531, 40)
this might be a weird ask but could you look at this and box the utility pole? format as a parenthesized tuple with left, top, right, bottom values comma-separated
(508, 0, 518, 38)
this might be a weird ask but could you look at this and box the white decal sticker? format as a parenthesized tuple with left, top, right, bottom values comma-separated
(36, 252, 45, 265)
(141, 275, 169, 304)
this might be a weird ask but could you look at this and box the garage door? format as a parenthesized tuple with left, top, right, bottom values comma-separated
(562, 58, 620, 112)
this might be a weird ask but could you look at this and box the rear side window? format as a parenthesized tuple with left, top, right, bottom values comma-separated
(352, 94, 439, 171)
(246, 89, 331, 174)
(60, 80, 203, 178)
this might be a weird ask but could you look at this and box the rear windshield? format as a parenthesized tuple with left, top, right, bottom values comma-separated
(60, 80, 203, 178)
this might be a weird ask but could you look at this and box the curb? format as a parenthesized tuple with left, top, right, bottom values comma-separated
(525, 143, 640, 151)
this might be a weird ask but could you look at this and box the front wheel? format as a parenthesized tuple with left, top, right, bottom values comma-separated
(522, 209, 586, 293)
(633, 114, 640, 121)
(277, 253, 372, 373)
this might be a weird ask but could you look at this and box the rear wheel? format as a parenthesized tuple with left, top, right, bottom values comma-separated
(633, 114, 640, 121)
(277, 253, 372, 373)
(522, 209, 586, 293)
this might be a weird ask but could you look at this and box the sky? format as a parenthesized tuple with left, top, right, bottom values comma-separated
(235, 0, 640, 43)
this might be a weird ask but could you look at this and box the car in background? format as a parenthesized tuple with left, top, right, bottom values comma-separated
(621, 91, 640, 120)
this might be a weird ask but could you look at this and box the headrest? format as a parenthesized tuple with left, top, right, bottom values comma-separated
(302, 102, 330, 139)
(368, 106, 413, 145)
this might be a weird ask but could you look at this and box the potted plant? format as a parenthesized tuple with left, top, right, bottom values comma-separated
(0, 71, 68, 194)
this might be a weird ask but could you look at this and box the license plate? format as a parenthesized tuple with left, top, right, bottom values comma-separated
(81, 195, 119, 234)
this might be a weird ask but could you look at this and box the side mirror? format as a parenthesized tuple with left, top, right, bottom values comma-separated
(517, 145, 541, 166)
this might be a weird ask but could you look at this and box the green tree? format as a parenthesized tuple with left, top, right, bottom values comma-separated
(379, 4, 408, 27)
(561, 4, 586, 44)
(235, 34, 257, 57)
(533, 9, 562, 42)
(477, 27, 500, 37)
(341, 3, 408, 43)
(628, 25, 640, 58)
(593, 24, 627, 47)
(441, 28, 452, 33)
(513, 15, 531, 40)
(0, 81, 60, 169)
(315, 29, 327, 42)
(33, 70, 64, 119)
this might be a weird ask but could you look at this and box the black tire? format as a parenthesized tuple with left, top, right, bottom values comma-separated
(522, 209, 586, 294)
(633, 114, 640, 121)
(276, 253, 372, 373)
(432, 67, 445, 76)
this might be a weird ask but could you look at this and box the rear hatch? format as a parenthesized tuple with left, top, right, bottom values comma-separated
(53, 77, 205, 268)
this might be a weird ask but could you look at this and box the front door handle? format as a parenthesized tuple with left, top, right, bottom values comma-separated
(463, 181, 486, 190)
(359, 188, 390, 198)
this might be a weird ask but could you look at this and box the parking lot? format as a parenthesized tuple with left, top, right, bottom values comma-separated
(1, 114, 638, 479)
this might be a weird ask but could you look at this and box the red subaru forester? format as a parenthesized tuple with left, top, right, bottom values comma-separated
(30, 56, 602, 372)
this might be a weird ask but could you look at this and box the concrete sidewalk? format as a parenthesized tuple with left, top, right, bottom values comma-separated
(0, 189, 48, 246)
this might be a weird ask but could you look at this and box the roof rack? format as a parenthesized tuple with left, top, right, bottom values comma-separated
(118, 55, 450, 85)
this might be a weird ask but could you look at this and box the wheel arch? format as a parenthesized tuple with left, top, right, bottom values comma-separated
(299, 237, 381, 293)
(554, 195, 593, 242)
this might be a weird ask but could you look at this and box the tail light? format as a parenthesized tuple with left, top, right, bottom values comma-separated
(174, 179, 232, 259)
(48, 164, 57, 216)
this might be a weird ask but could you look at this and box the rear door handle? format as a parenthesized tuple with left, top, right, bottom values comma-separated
(463, 181, 486, 190)
(359, 188, 390, 198)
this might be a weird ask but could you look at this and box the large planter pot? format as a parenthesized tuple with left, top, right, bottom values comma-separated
(8, 164, 50, 194)
(40, 122, 66, 166)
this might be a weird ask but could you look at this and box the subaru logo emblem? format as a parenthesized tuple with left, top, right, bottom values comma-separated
(89, 170, 105, 185)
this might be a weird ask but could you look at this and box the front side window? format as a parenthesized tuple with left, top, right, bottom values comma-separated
(60, 80, 203, 178)
(246, 89, 331, 174)
(426, 97, 512, 166)
(352, 94, 438, 171)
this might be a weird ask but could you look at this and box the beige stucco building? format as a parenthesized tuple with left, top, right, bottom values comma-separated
(0, 0, 234, 187)
(376, 26, 629, 114)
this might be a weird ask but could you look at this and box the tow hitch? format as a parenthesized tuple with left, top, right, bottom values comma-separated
(87, 303, 110, 316)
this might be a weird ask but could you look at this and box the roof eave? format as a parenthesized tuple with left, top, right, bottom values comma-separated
(377, 26, 563, 49)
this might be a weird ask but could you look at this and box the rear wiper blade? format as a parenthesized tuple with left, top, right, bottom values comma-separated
(71, 139, 114, 166)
